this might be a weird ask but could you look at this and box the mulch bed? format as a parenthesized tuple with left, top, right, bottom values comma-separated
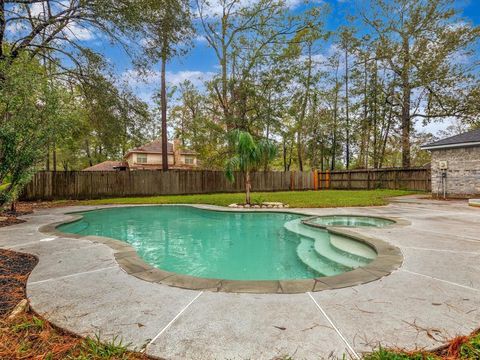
(0, 216, 25, 228)
(0, 249, 38, 316)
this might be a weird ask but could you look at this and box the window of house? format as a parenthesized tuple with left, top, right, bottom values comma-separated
(137, 154, 147, 164)
(184, 156, 195, 165)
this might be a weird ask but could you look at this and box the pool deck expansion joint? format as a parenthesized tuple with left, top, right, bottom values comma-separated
(144, 291, 204, 352)
(307, 292, 360, 359)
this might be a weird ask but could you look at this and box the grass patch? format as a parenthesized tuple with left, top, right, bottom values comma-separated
(0, 312, 148, 359)
(363, 348, 438, 360)
(77, 334, 132, 359)
(460, 332, 480, 358)
(76, 189, 417, 208)
(364, 331, 480, 360)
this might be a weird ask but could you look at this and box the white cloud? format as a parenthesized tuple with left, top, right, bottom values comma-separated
(140, 37, 154, 47)
(6, 1, 95, 42)
(197, 0, 314, 18)
(5, 21, 27, 35)
(284, 0, 324, 8)
(416, 118, 454, 136)
(194, 35, 208, 43)
(121, 68, 216, 104)
(168, 70, 216, 86)
(63, 22, 96, 41)
(30, 2, 46, 17)
(123, 69, 215, 87)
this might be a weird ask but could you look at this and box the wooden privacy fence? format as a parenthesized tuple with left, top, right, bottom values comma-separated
(22, 167, 430, 201)
(315, 167, 431, 192)
(22, 170, 314, 200)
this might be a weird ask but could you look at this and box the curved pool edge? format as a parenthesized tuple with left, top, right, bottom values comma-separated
(38, 204, 405, 294)
(301, 214, 410, 230)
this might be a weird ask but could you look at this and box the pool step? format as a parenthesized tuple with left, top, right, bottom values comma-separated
(329, 234, 377, 261)
(296, 238, 344, 277)
(284, 219, 328, 239)
(314, 235, 372, 267)
(284, 219, 374, 270)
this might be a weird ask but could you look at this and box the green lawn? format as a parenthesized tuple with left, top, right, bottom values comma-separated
(78, 189, 417, 208)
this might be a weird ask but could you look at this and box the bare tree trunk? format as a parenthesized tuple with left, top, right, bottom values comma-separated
(372, 60, 378, 169)
(379, 105, 393, 169)
(264, 93, 271, 171)
(297, 42, 313, 172)
(344, 47, 350, 169)
(331, 61, 340, 171)
(320, 141, 324, 171)
(287, 142, 293, 171)
(52, 141, 57, 172)
(331, 95, 338, 171)
(297, 131, 303, 171)
(85, 140, 93, 167)
(46, 143, 50, 171)
(245, 170, 251, 205)
(0, 0, 5, 60)
(359, 57, 369, 168)
(161, 54, 169, 171)
(401, 36, 411, 168)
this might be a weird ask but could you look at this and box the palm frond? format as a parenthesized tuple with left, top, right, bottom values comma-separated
(257, 138, 278, 163)
(225, 130, 277, 177)
(225, 156, 240, 182)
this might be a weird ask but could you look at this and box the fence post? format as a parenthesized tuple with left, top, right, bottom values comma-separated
(313, 170, 318, 190)
(326, 170, 330, 189)
(367, 170, 370, 190)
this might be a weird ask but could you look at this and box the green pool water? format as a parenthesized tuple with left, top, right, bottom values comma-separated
(58, 206, 377, 281)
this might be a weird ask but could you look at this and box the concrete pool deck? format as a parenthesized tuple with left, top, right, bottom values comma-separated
(1, 196, 479, 359)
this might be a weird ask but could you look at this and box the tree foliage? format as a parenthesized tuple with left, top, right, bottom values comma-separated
(0, 0, 167, 207)
(225, 130, 277, 204)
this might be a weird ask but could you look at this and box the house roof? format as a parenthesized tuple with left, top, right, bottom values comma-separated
(421, 128, 480, 150)
(83, 161, 129, 171)
(125, 140, 197, 157)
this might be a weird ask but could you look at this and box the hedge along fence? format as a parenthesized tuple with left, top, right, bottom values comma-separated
(21, 170, 315, 200)
(21, 167, 430, 201)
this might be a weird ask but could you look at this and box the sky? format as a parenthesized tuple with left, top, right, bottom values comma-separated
(81, 0, 480, 135)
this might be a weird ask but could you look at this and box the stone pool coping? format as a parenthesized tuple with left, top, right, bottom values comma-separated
(39, 204, 406, 294)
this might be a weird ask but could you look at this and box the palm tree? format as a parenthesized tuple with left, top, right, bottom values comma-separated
(225, 130, 277, 205)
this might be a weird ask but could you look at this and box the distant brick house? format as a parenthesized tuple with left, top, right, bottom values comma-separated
(421, 128, 480, 198)
(83, 139, 198, 171)
(125, 139, 198, 170)
(82, 161, 129, 171)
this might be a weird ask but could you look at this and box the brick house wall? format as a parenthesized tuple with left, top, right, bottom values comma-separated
(430, 146, 480, 197)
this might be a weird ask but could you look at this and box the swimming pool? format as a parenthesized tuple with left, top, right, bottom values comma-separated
(57, 206, 378, 281)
